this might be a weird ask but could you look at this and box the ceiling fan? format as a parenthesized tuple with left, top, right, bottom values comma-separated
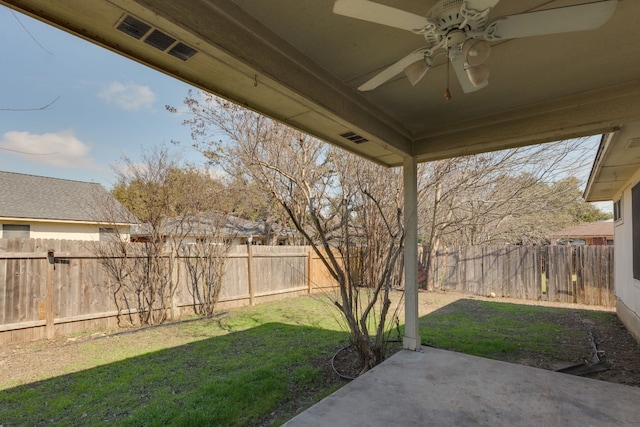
(333, 0, 618, 93)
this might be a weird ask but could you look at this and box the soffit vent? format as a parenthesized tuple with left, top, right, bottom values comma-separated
(144, 29, 176, 51)
(116, 14, 198, 61)
(116, 15, 151, 39)
(168, 43, 198, 61)
(339, 131, 368, 144)
(625, 137, 640, 149)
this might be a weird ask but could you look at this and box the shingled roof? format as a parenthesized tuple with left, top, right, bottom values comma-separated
(0, 171, 136, 223)
(549, 220, 614, 240)
(131, 212, 292, 240)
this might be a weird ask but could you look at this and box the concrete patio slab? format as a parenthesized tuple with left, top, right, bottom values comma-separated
(285, 346, 640, 426)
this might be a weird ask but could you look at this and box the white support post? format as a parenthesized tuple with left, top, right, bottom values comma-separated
(403, 156, 421, 350)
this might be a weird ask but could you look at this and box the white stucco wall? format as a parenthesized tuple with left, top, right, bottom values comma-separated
(613, 169, 640, 342)
(0, 219, 130, 241)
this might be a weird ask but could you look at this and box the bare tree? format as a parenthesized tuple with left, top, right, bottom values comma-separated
(330, 153, 405, 369)
(85, 187, 143, 327)
(111, 147, 190, 324)
(179, 212, 233, 316)
(92, 146, 233, 326)
(169, 92, 296, 244)
(173, 92, 404, 373)
(417, 138, 609, 288)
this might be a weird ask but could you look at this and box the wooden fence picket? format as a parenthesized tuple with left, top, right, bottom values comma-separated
(0, 239, 336, 344)
(1, 239, 615, 344)
(424, 244, 614, 307)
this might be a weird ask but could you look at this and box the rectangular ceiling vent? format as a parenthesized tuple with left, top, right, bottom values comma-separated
(339, 131, 368, 144)
(116, 15, 198, 61)
(168, 43, 198, 61)
(144, 29, 176, 51)
(116, 15, 151, 39)
(625, 137, 640, 149)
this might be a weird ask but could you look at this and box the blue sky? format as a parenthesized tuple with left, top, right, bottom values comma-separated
(0, 6, 198, 188)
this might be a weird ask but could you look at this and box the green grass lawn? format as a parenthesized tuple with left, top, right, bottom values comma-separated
(419, 298, 599, 368)
(0, 296, 349, 426)
(0, 293, 613, 426)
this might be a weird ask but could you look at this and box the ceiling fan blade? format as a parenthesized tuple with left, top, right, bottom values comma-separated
(449, 47, 487, 94)
(484, 0, 617, 40)
(358, 49, 429, 91)
(333, 0, 429, 32)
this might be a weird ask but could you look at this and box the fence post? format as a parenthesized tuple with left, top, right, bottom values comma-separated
(45, 250, 55, 340)
(247, 244, 255, 306)
(170, 252, 178, 320)
(307, 246, 312, 294)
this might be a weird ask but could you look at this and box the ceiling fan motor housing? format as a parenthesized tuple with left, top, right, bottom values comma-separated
(424, 0, 489, 45)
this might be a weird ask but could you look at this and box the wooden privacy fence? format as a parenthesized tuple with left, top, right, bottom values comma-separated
(0, 238, 340, 344)
(421, 245, 614, 307)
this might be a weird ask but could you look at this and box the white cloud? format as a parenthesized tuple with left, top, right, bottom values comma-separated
(98, 81, 156, 111)
(0, 130, 102, 169)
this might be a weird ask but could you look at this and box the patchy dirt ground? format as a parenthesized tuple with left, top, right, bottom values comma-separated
(329, 291, 640, 387)
(574, 311, 640, 386)
(2, 291, 640, 393)
(487, 294, 640, 387)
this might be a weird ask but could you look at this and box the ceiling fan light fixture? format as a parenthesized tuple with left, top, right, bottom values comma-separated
(465, 63, 490, 87)
(404, 57, 431, 86)
(462, 39, 491, 66)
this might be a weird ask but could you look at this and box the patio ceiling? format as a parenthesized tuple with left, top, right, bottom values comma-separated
(3, 0, 640, 167)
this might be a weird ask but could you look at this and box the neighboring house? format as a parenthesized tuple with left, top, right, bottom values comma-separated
(584, 125, 640, 344)
(549, 220, 614, 246)
(131, 212, 295, 246)
(0, 171, 137, 241)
